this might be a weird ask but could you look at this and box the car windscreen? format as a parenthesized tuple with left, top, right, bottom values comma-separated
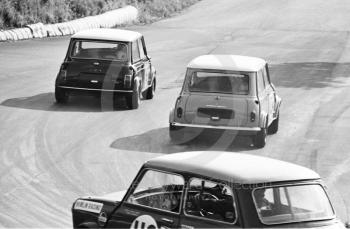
(253, 184, 335, 225)
(70, 40, 128, 61)
(188, 71, 249, 94)
(126, 170, 184, 213)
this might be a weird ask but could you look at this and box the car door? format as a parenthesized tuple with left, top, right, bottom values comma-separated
(139, 37, 152, 92)
(265, 64, 278, 118)
(107, 169, 184, 229)
(132, 39, 145, 91)
(180, 177, 242, 228)
(256, 69, 269, 127)
(263, 65, 275, 124)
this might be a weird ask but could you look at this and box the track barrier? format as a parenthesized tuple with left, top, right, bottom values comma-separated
(26, 23, 47, 38)
(0, 6, 138, 42)
(0, 31, 6, 41)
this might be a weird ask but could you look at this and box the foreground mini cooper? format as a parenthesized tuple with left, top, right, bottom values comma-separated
(169, 55, 281, 148)
(55, 28, 156, 109)
(72, 151, 344, 228)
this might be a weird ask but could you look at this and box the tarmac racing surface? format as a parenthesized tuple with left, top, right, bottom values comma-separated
(1, 0, 350, 227)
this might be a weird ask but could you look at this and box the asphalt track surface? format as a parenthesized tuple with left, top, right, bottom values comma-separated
(1, 0, 350, 227)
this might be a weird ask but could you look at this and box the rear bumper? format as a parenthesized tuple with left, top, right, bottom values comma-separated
(171, 122, 261, 131)
(57, 86, 133, 93)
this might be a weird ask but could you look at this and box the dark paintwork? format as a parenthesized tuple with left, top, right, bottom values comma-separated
(55, 36, 155, 99)
(71, 152, 342, 229)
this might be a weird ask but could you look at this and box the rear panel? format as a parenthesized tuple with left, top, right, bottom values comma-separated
(174, 68, 261, 128)
(184, 93, 249, 127)
(63, 59, 130, 90)
(57, 38, 133, 91)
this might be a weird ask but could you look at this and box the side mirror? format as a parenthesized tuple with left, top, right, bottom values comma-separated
(129, 65, 137, 73)
(345, 222, 350, 228)
(270, 83, 276, 90)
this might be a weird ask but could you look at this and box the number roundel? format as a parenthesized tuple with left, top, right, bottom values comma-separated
(130, 215, 158, 229)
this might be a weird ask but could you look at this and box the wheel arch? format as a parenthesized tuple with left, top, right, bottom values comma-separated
(276, 96, 282, 115)
(169, 108, 175, 123)
(260, 112, 268, 128)
(151, 65, 156, 79)
(133, 77, 141, 90)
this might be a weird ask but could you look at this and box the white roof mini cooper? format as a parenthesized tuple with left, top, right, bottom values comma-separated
(71, 151, 344, 228)
(169, 55, 281, 148)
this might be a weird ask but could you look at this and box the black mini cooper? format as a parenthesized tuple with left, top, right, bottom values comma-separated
(55, 28, 156, 109)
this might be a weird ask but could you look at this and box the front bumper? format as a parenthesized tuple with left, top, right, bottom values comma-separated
(171, 122, 261, 131)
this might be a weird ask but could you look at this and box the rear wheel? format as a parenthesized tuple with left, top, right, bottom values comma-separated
(55, 87, 69, 104)
(268, 115, 279, 134)
(254, 127, 267, 148)
(113, 94, 121, 110)
(146, 78, 156, 100)
(169, 123, 187, 144)
(126, 83, 140, 109)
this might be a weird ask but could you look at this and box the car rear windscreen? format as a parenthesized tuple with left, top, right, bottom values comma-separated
(253, 184, 335, 225)
(70, 40, 128, 61)
(188, 71, 249, 94)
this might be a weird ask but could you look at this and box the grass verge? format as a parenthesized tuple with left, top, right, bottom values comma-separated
(0, 0, 200, 29)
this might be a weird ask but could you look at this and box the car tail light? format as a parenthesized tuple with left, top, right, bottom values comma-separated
(58, 62, 68, 80)
(177, 107, 183, 118)
(250, 111, 256, 122)
(59, 69, 67, 80)
(124, 75, 132, 88)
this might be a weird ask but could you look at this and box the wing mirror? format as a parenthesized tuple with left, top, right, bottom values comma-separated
(345, 222, 350, 228)
(129, 65, 137, 73)
(271, 83, 276, 90)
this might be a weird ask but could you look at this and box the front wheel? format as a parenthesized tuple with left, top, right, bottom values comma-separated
(268, 115, 279, 134)
(146, 78, 156, 100)
(55, 87, 69, 104)
(169, 123, 187, 144)
(254, 127, 267, 148)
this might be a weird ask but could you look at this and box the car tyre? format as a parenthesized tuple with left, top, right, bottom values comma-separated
(169, 123, 188, 144)
(113, 94, 120, 110)
(55, 87, 69, 104)
(146, 78, 156, 100)
(254, 127, 267, 148)
(268, 114, 279, 134)
(126, 83, 140, 109)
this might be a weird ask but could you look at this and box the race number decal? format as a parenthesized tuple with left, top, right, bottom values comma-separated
(74, 200, 103, 213)
(130, 215, 158, 229)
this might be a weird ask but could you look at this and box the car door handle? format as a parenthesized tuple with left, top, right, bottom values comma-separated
(160, 218, 174, 225)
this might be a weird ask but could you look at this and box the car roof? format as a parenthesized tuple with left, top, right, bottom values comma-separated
(145, 151, 320, 184)
(187, 55, 266, 72)
(71, 28, 142, 42)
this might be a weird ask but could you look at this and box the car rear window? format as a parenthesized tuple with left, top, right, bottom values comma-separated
(70, 40, 128, 61)
(188, 71, 249, 94)
(253, 184, 335, 225)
